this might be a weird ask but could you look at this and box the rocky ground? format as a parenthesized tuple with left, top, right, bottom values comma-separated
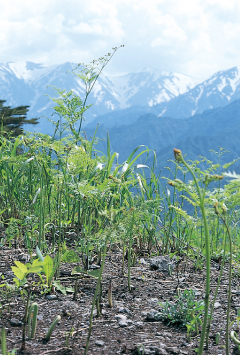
(0, 245, 240, 355)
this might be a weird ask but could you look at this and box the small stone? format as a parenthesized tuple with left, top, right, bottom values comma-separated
(142, 348, 155, 355)
(145, 310, 162, 322)
(139, 258, 148, 265)
(194, 291, 201, 296)
(166, 347, 179, 354)
(158, 343, 167, 349)
(149, 298, 159, 304)
(119, 320, 128, 327)
(95, 340, 105, 347)
(156, 349, 168, 355)
(214, 302, 221, 309)
(18, 253, 30, 262)
(115, 314, 127, 321)
(89, 264, 100, 269)
(149, 256, 175, 272)
(46, 294, 57, 300)
(136, 321, 144, 329)
(118, 307, 131, 315)
(10, 318, 23, 327)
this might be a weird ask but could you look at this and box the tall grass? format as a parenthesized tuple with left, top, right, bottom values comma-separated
(1, 50, 240, 354)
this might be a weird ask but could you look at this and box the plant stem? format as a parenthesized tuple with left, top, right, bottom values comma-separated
(174, 151, 211, 355)
(84, 235, 109, 355)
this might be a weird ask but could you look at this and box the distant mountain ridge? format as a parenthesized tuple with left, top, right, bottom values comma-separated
(84, 99, 240, 174)
(0, 61, 201, 134)
(88, 65, 240, 128)
(151, 66, 240, 118)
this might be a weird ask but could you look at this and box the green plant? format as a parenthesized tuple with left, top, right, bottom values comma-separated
(1, 327, 7, 355)
(28, 302, 38, 339)
(168, 148, 223, 354)
(215, 332, 220, 345)
(1, 327, 17, 355)
(65, 326, 74, 348)
(108, 280, 113, 308)
(44, 315, 61, 342)
(159, 289, 204, 332)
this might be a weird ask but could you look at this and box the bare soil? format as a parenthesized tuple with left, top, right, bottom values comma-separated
(0, 245, 240, 355)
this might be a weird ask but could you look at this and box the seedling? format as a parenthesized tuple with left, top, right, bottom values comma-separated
(108, 280, 113, 308)
(44, 315, 61, 342)
(28, 302, 38, 339)
(159, 289, 204, 335)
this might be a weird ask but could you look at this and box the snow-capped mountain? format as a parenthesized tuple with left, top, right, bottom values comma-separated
(152, 66, 240, 118)
(0, 61, 200, 134)
(2, 61, 240, 134)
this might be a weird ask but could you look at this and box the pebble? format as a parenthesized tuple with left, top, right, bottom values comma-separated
(118, 307, 131, 315)
(95, 340, 105, 347)
(115, 314, 127, 321)
(119, 320, 128, 327)
(18, 253, 30, 262)
(166, 346, 179, 354)
(157, 349, 168, 355)
(10, 318, 23, 327)
(149, 255, 175, 272)
(149, 298, 159, 304)
(46, 294, 57, 300)
(145, 310, 162, 322)
(214, 301, 221, 309)
(139, 258, 148, 265)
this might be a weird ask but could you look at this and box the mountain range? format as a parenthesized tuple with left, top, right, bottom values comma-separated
(0, 61, 201, 133)
(1, 61, 240, 174)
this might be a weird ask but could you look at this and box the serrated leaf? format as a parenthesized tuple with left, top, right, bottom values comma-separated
(61, 250, 80, 263)
(87, 269, 101, 279)
(14, 261, 28, 274)
(71, 265, 86, 275)
(52, 280, 67, 295)
(65, 286, 74, 293)
(12, 266, 26, 280)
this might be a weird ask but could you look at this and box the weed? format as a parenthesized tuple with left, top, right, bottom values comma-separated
(159, 289, 204, 337)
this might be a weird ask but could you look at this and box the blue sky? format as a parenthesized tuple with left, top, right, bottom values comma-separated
(1, 0, 240, 78)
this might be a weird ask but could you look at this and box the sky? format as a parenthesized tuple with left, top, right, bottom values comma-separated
(1, 0, 240, 79)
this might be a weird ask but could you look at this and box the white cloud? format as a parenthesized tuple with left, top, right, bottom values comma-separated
(1, 0, 240, 78)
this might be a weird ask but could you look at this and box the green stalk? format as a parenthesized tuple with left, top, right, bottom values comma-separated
(128, 210, 135, 292)
(1, 327, 7, 355)
(45, 315, 61, 342)
(171, 149, 210, 355)
(20, 289, 31, 351)
(215, 208, 232, 355)
(206, 227, 227, 347)
(84, 235, 109, 355)
(28, 302, 38, 339)
(108, 280, 113, 307)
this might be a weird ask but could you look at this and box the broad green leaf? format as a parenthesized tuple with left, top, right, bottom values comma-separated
(12, 266, 26, 280)
(32, 259, 44, 267)
(52, 280, 74, 295)
(14, 261, 28, 274)
(43, 255, 53, 285)
(87, 269, 101, 279)
(61, 250, 80, 263)
(71, 265, 85, 275)
(28, 266, 43, 274)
